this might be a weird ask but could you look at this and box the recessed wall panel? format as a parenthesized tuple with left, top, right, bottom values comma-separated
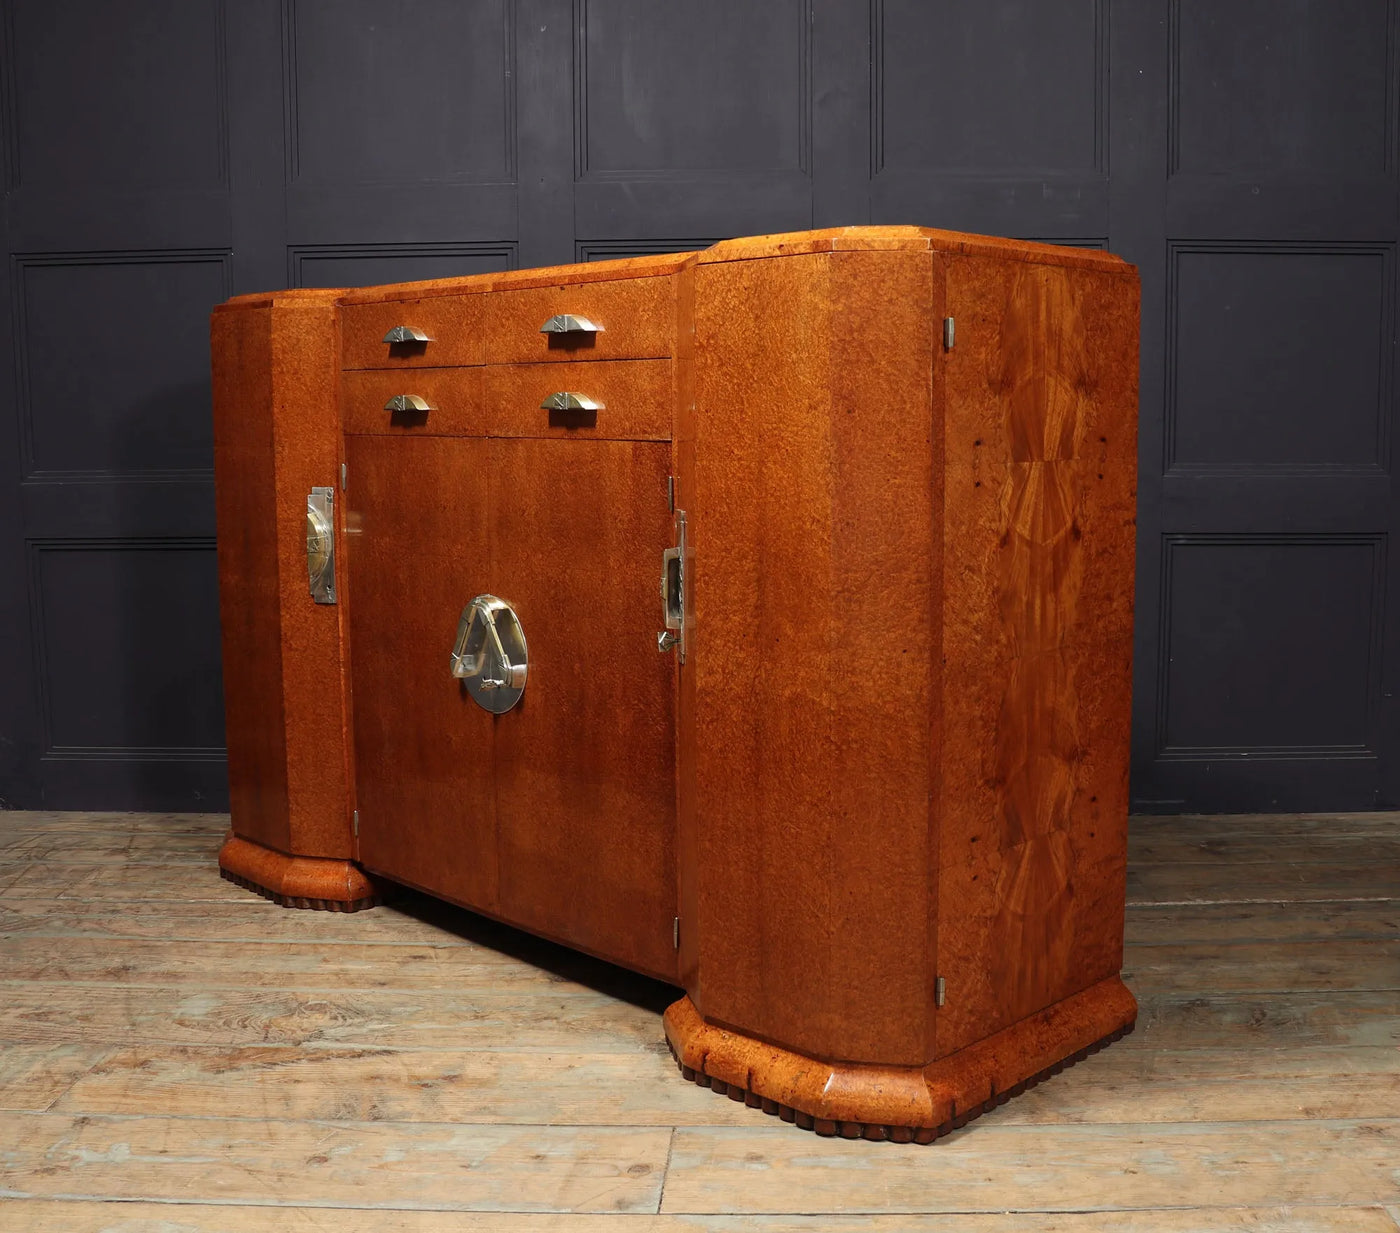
(1160, 535, 1382, 753)
(1168, 244, 1391, 470)
(9, 0, 226, 191)
(1172, 0, 1394, 175)
(33, 541, 225, 754)
(289, 0, 513, 185)
(875, 0, 1102, 174)
(292, 244, 516, 289)
(578, 0, 808, 175)
(18, 254, 230, 476)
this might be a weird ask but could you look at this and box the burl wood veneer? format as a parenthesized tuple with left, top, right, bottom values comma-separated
(211, 227, 1140, 1140)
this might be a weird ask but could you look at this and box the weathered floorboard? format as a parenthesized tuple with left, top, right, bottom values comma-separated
(659, 1121, 1400, 1213)
(0, 808, 1396, 1227)
(0, 1112, 670, 1212)
(1, 1201, 1397, 1233)
(29, 1041, 1399, 1128)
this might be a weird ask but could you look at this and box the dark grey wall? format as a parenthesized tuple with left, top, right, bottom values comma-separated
(0, 0, 1396, 812)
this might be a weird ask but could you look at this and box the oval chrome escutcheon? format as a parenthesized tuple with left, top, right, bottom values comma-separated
(450, 595, 528, 714)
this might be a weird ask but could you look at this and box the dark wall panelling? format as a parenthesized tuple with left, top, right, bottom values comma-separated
(1, 0, 231, 252)
(13, 252, 231, 478)
(868, 0, 1109, 236)
(285, 0, 515, 187)
(1021, 238, 1109, 249)
(8, 0, 228, 194)
(576, 240, 721, 263)
(0, 0, 1397, 813)
(1165, 242, 1394, 474)
(290, 243, 517, 289)
(1170, 0, 1396, 178)
(1157, 534, 1385, 755)
(1138, 0, 1400, 811)
(1148, 534, 1388, 811)
(571, 0, 815, 242)
(874, 0, 1104, 176)
(26, 538, 228, 809)
(576, 0, 809, 178)
(281, 0, 519, 250)
(1163, 0, 1400, 239)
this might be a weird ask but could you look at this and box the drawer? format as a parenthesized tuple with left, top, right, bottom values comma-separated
(483, 277, 673, 364)
(485, 359, 671, 440)
(342, 295, 483, 369)
(342, 368, 484, 435)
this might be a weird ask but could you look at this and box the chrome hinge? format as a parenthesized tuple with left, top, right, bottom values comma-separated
(943, 317, 955, 350)
(935, 975, 946, 1007)
(667, 475, 675, 512)
(352, 809, 359, 837)
(340, 462, 348, 491)
(673, 916, 680, 950)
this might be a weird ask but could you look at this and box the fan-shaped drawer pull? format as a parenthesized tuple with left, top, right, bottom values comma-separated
(382, 325, 431, 344)
(384, 394, 434, 413)
(540, 391, 603, 413)
(539, 314, 602, 335)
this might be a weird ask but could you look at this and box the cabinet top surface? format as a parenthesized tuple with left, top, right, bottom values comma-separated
(216, 227, 1134, 314)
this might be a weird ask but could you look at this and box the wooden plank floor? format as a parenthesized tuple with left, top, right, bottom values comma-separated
(0, 811, 1397, 1231)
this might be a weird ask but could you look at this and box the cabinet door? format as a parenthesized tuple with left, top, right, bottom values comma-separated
(488, 439, 677, 980)
(345, 435, 499, 912)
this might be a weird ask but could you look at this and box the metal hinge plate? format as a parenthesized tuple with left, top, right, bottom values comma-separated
(943, 317, 955, 350)
(673, 916, 680, 949)
(935, 975, 946, 1007)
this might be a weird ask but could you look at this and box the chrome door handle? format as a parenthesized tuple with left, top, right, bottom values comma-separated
(384, 394, 434, 413)
(451, 595, 528, 714)
(539, 314, 602, 335)
(540, 391, 603, 412)
(383, 325, 430, 344)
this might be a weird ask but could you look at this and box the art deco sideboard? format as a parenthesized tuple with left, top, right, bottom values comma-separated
(211, 226, 1140, 1142)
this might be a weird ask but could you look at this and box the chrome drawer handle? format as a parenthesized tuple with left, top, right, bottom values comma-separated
(383, 325, 430, 344)
(539, 314, 602, 335)
(540, 391, 603, 412)
(451, 595, 527, 714)
(384, 394, 434, 413)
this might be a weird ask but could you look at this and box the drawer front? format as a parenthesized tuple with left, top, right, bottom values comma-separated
(485, 359, 671, 440)
(342, 368, 484, 435)
(484, 277, 673, 364)
(342, 296, 483, 369)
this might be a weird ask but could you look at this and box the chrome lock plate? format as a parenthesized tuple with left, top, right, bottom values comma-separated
(451, 595, 528, 714)
(658, 510, 687, 662)
(306, 486, 336, 604)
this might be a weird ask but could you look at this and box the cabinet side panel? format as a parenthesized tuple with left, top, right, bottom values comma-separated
(692, 253, 835, 1055)
(675, 265, 699, 989)
(691, 251, 939, 1066)
(212, 304, 290, 853)
(936, 255, 1139, 1056)
(269, 298, 354, 859)
(825, 251, 941, 1062)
